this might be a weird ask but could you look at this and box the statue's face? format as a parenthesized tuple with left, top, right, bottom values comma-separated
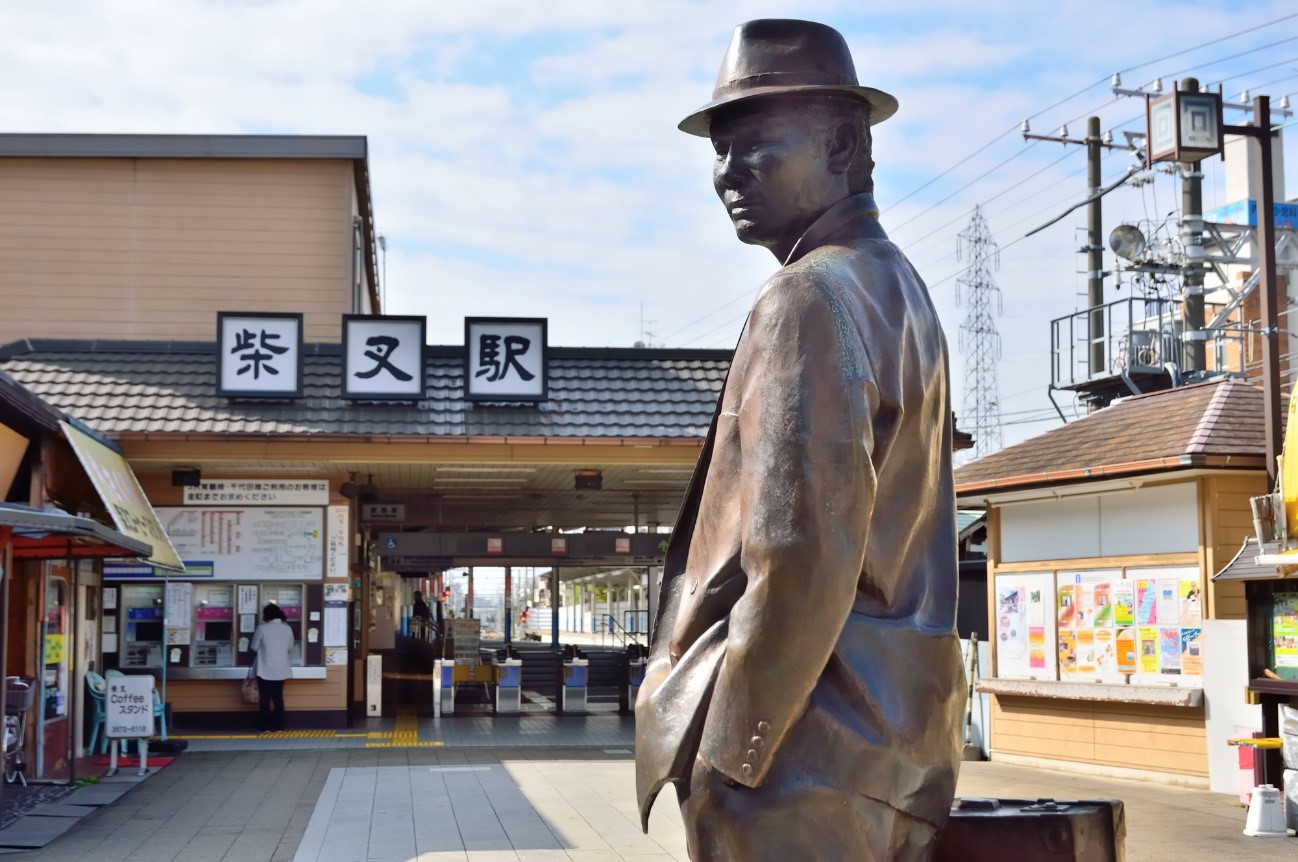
(710, 98, 843, 256)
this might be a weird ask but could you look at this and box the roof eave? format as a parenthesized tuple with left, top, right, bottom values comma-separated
(954, 452, 1266, 496)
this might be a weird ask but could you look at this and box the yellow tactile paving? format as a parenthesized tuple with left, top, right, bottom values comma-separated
(174, 711, 443, 747)
(363, 709, 443, 748)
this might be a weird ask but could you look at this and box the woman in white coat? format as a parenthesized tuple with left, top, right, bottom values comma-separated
(250, 603, 294, 732)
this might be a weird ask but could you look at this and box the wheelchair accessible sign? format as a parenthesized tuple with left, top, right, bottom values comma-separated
(106, 676, 155, 739)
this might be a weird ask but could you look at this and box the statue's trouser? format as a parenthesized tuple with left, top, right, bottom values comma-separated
(679, 753, 936, 862)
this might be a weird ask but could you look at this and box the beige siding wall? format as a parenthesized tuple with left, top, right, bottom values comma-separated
(1200, 472, 1268, 620)
(991, 695, 1208, 777)
(0, 157, 356, 344)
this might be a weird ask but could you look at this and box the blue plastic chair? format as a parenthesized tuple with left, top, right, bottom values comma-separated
(103, 670, 167, 754)
(84, 671, 106, 755)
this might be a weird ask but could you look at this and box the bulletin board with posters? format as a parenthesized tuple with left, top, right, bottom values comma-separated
(993, 572, 1056, 680)
(1126, 566, 1203, 686)
(992, 565, 1205, 688)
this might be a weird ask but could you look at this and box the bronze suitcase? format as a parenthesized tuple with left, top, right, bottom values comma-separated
(934, 797, 1126, 862)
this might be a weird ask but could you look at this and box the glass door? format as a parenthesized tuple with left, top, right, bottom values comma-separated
(38, 564, 71, 781)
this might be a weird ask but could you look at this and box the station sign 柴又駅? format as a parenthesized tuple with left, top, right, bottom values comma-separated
(213, 312, 552, 403)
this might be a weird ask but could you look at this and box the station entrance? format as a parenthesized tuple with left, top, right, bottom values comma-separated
(371, 531, 666, 718)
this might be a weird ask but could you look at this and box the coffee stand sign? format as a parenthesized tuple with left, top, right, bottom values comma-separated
(105, 674, 155, 776)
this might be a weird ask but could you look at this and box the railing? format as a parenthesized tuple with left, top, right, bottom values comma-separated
(1050, 295, 1245, 391)
(600, 614, 644, 650)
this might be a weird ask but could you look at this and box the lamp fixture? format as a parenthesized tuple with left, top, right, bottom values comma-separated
(574, 469, 603, 491)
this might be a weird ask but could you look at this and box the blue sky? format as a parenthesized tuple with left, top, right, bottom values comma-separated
(2, 0, 1297, 451)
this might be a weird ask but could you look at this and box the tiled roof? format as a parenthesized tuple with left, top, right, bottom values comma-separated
(955, 377, 1266, 494)
(0, 340, 729, 439)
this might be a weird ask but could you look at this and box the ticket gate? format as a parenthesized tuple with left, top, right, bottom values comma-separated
(496, 658, 522, 714)
(561, 657, 589, 712)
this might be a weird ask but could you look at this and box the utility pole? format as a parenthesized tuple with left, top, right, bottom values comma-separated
(1179, 79, 1207, 375)
(956, 206, 1004, 458)
(1024, 117, 1122, 379)
(1086, 116, 1105, 377)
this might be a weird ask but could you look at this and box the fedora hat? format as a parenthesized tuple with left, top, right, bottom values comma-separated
(679, 19, 898, 137)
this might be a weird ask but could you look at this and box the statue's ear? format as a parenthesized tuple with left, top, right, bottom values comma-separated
(826, 119, 859, 177)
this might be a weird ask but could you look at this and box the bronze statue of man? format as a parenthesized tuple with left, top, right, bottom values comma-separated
(636, 19, 966, 861)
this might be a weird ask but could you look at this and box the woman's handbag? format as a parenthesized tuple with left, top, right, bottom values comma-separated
(241, 664, 259, 704)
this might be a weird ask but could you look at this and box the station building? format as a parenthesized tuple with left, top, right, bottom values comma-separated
(0, 133, 720, 738)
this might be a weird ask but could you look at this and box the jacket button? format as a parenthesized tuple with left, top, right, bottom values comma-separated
(750, 736, 763, 747)
(741, 764, 753, 778)
(757, 721, 770, 733)
(687, 579, 697, 594)
(746, 749, 757, 761)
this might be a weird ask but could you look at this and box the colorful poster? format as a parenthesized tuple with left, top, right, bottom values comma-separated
(1058, 630, 1078, 674)
(1076, 629, 1097, 674)
(1116, 628, 1137, 674)
(1058, 585, 1079, 628)
(1272, 593, 1298, 668)
(1179, 580, 1203, 627)
(1089, 582, 1113, 628)
(1028, 626, 1047, 669)
(1138, 626, 1160, 673)
(1095, 628, 1116, 674)
(1181, 628, 1203, 676)
(1112, 583, 1134, 627)
(1159, 627, 1181, 673)
(997, 586, 1027, 659)
(1136, 580, 1157, 625)
(1156, 581, 1179, 626)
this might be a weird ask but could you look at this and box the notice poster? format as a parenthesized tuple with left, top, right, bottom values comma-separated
(1156, 581, 1179, 625)
(1028, 626, 1047, 669)
(1089, 582, 1113, 628)
(1094, 628, 1116, 674)
(1057, 585, 1079, 628)
(1181, 628, 1203, 676)
(1179, 580, 1203, 626)
(1159, 627, 1181, 673)
(997, 586, 1027, 659)
(1116, 628, 1137, 674)
(1058, 630, 1078, 674)
(1076, 629, 1097, 674)
(1112, 583, 1134, 627)
(1027, 588, 1046, 625)
(1138, 627, 1160, 673)
(1136, 580, 1157, 625)
(1272, 593, 1298, 668)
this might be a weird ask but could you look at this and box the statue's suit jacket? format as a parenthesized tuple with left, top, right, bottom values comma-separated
(636, 192, 966, 832)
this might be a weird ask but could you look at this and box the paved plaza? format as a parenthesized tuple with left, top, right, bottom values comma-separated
(0, 713, 1291, 861)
